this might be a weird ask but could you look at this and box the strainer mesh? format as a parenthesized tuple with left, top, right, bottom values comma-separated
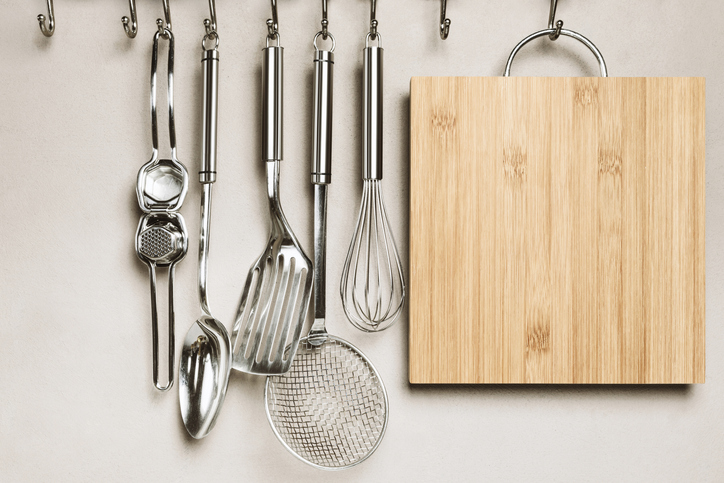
(266, 337, 388, 469)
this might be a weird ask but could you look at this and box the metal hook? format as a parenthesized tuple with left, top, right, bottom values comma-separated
(321, 0, 329, 39)
(267, 0, 279, 39)
(122, 0, 138, 39)
(548, 0, 563, 41)
(38, 0, 55, 37)
(157, 0, 172, 35)
(369, 0, 378, 39)
(440, 0, 450, 40)
(204, 0, 217, 35)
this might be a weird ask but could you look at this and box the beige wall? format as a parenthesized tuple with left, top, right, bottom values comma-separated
(1, 0, 722, 481)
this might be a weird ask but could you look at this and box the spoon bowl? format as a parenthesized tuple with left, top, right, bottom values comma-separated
(179, 315, 231, 439)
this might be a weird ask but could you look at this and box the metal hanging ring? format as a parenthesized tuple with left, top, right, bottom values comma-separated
(313, 31, 336, 52)
(503, 28, 608, 77)
(266, 32, 282, 48)
(202, 31, 219, 51)
(365, 32, 382, 48)
(38, 0, 55, 37)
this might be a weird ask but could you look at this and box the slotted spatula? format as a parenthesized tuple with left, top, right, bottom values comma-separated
(231, 38, 313, 375)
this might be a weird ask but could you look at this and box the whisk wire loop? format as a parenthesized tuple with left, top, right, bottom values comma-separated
(342, 180, 405, 332)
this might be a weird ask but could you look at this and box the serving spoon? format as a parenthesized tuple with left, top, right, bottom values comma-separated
(179, 30, 230, 439)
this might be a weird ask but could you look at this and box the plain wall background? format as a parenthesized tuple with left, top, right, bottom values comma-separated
(1, 0, 722, 481)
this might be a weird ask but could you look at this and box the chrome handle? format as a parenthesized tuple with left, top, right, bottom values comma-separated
(311, 49, 334, 185)
(262, 46, 284, 162)
(363, 38, 383, 180)
(200, 49, 219, 183)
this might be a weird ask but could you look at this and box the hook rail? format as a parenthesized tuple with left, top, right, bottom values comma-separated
(440, 0, 451, 40)
(122, 0, 138, 39)
(548, 0, 563, 40)
(321, 0, 329, 39)
(204, 0, 217, 36)
(369, 0, 378, 39)
(157, 0, 172, 36)
(38, 0, 55, 37)
(267, 0, 279, 39)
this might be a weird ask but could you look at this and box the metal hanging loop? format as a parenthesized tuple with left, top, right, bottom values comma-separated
(122, 0, 138, 39)
(548, 0, 563, 40)
(369, 0, 378, 39)
(440, 0, 451, 40)
(321, 0, 329, 39)
(204, 0, 217, 36)
(157, 0, 172, 36)
(504, 0, 607, 77)
(267, 0, 279, 39)
(504, 29, 608, 77)
(38, 0, 55, 37)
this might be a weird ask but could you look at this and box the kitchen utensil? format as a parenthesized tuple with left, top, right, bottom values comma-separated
(341, 9, 405, 333)
(180, 10, 231, 440)
(408, 7, 705, 384)
(135, 21, 189, 392)
(266, 18, 389, 469)
(231, 10, 313, 375)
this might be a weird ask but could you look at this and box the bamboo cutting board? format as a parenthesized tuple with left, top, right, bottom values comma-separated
(409, 77, 705, 384)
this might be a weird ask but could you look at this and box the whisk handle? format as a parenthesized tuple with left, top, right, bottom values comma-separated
(364, 43, 383, 180)
(262, 46, 284, 162)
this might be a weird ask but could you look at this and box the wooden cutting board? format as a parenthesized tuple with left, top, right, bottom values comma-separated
(409, 77, 705, 384)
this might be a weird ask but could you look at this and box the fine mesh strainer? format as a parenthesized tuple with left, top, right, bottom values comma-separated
(265, 18, 388, 469)
(265, 336, 388, 470)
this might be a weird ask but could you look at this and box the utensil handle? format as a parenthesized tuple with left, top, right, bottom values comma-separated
(149, 263, 175, 391)
(262, 46, 283, 162)
(150, 29, 177, 159)
(311, 50, 334, 185)
(310, 184, 329, 340)
(364, 45, 383, 180)
(200, 49, 219, 183)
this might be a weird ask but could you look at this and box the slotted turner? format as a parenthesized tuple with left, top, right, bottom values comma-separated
(231, 39, 313, 375)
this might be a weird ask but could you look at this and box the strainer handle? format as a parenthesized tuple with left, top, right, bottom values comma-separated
(503, 28, 608, 77)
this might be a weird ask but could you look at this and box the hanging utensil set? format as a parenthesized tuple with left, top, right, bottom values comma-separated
(132, 0, 402, 467)
(32, 0, 632, 470)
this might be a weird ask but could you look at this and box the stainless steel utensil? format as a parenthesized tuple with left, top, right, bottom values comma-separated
(340, 16, 405, 332)
(180, 15, 231, 439)
(231, 19, 313, 376)
(135, 25, 189, 391)
(266, 22, 389, 469)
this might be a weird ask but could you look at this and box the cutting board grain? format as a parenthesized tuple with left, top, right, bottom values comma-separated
(409, 77, 705, 384)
